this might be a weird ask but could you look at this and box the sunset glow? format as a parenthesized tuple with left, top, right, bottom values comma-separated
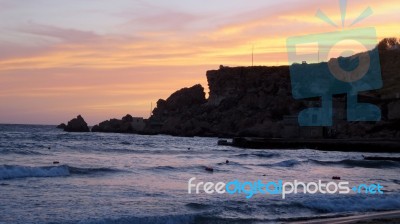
(1, 0, 399, 125)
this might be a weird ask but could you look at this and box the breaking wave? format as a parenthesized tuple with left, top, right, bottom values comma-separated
(0, 164, 121, 180)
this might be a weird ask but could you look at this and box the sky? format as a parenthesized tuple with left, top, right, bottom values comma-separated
(0, 0, 399, 125)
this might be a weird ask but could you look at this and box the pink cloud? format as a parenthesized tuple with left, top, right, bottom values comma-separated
(17, 22, 100, 43)
(0, 0, 398, 124)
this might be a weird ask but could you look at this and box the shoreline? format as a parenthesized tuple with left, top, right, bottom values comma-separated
(289, 210, 400, 224)
(2, 123, 400, 153)
(225, 137, 400, 152)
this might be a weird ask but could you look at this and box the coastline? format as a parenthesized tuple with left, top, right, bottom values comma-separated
(289, 210, 400, 224)
(225, 137, 400, 152)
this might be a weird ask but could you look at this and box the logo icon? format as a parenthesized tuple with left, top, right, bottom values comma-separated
(287, 0, 382, 126)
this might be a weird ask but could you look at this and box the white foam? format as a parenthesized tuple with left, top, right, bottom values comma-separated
(0, 165, 70, 180)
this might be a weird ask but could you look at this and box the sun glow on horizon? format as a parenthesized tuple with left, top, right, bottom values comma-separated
(0, 0, 399, 125)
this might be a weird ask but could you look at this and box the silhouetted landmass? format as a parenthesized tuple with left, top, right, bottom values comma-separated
(64, 115, 90, 132)
(145, 39, 400, 139)
(92, 114, 145, 133)
(61, 38, 400, 141)
(56, 123, 66, 129)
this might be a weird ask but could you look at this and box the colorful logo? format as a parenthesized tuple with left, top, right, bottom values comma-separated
(286, 0, 382, 126)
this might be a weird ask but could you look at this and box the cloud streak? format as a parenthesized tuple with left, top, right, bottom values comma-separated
(0, 0, 399, 124)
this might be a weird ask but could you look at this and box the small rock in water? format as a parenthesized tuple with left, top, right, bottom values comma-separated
(226, 160, 229, 164)
(205, 166, 214, 172)
(53, 161, 60, 164)
(332, 176, 341, 180)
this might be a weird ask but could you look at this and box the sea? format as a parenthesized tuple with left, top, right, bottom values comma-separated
(1, 124, 400, 224)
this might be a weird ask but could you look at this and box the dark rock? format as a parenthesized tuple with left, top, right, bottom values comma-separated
(147, 67, 294, 137)
(144, 48, 400, 139)
(146, 84, 207, 136)
(205, 166, 214, 172)
(152, 84, 206, 117)
(91, 125, 100, 132)
(92, 114, 144, 133)
(56, 123, 66, 129)
(64, 115, 90, 132)
(122, 114, 134, 122)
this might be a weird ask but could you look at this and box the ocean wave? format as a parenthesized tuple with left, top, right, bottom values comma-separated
(301, 194, 400, 213)
(0, 164, 121, 180)
(185, 202, 211, 210)
(76, 214, 196, 224)
(209, 195, 400, 222)
(393, 179, 400, 185)
(77, 213, 273, 224)
(150, 165, 177, 171)
(0, 148, 47, 155)
(260, 159, 302, 168)
(0, 164, 70, 180)
(234, 152, 280, 158)
(147, 165, 206, 172)
(257, 158, 400, 169)
(120, 141, 132, 145)
(68, 166, 121, 175)
(309, 159, 400, 169)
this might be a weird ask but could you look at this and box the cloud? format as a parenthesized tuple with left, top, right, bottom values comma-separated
(125, 11, 202, 31)
(112, 0, 207, 33)
(17, 22, 100, 43)
(0, 0, 399, 124)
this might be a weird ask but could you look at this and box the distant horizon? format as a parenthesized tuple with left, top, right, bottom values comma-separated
(0, 42, 387, 126)
(1, 0, 399, 125)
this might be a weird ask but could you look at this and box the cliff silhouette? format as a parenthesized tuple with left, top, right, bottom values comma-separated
(144, 38, 400, 139)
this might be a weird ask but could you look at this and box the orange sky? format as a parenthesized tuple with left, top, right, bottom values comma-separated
(0, 0, 399, 125)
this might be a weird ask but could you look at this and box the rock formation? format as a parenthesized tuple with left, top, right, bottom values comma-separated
(64, 115, 90, 132)
(60, 40, 400, 139)
(92, 114, 145, 133)
(146, 47, 400, 139)
(146, 66, 301, 137)
(146, 84, 207, 136)
(56, 123, 66, 129)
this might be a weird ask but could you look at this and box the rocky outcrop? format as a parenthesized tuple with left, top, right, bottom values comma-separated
(64, 115, 90, 132)
(59, 42, 399, 139)
(147, 66, 301, 137)
(146, 47, 400, 139)
(92, 114, 144, 133)
(56, 123, 66, 129)
(152, 84, 207, 116)
(145, 84, 208, 136)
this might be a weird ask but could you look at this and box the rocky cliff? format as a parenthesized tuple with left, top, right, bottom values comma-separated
(146, 48, 400, 139)
(64, 115, 90, 132)
(146, 66, 306, 137)
(92, 114, 146, 133)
